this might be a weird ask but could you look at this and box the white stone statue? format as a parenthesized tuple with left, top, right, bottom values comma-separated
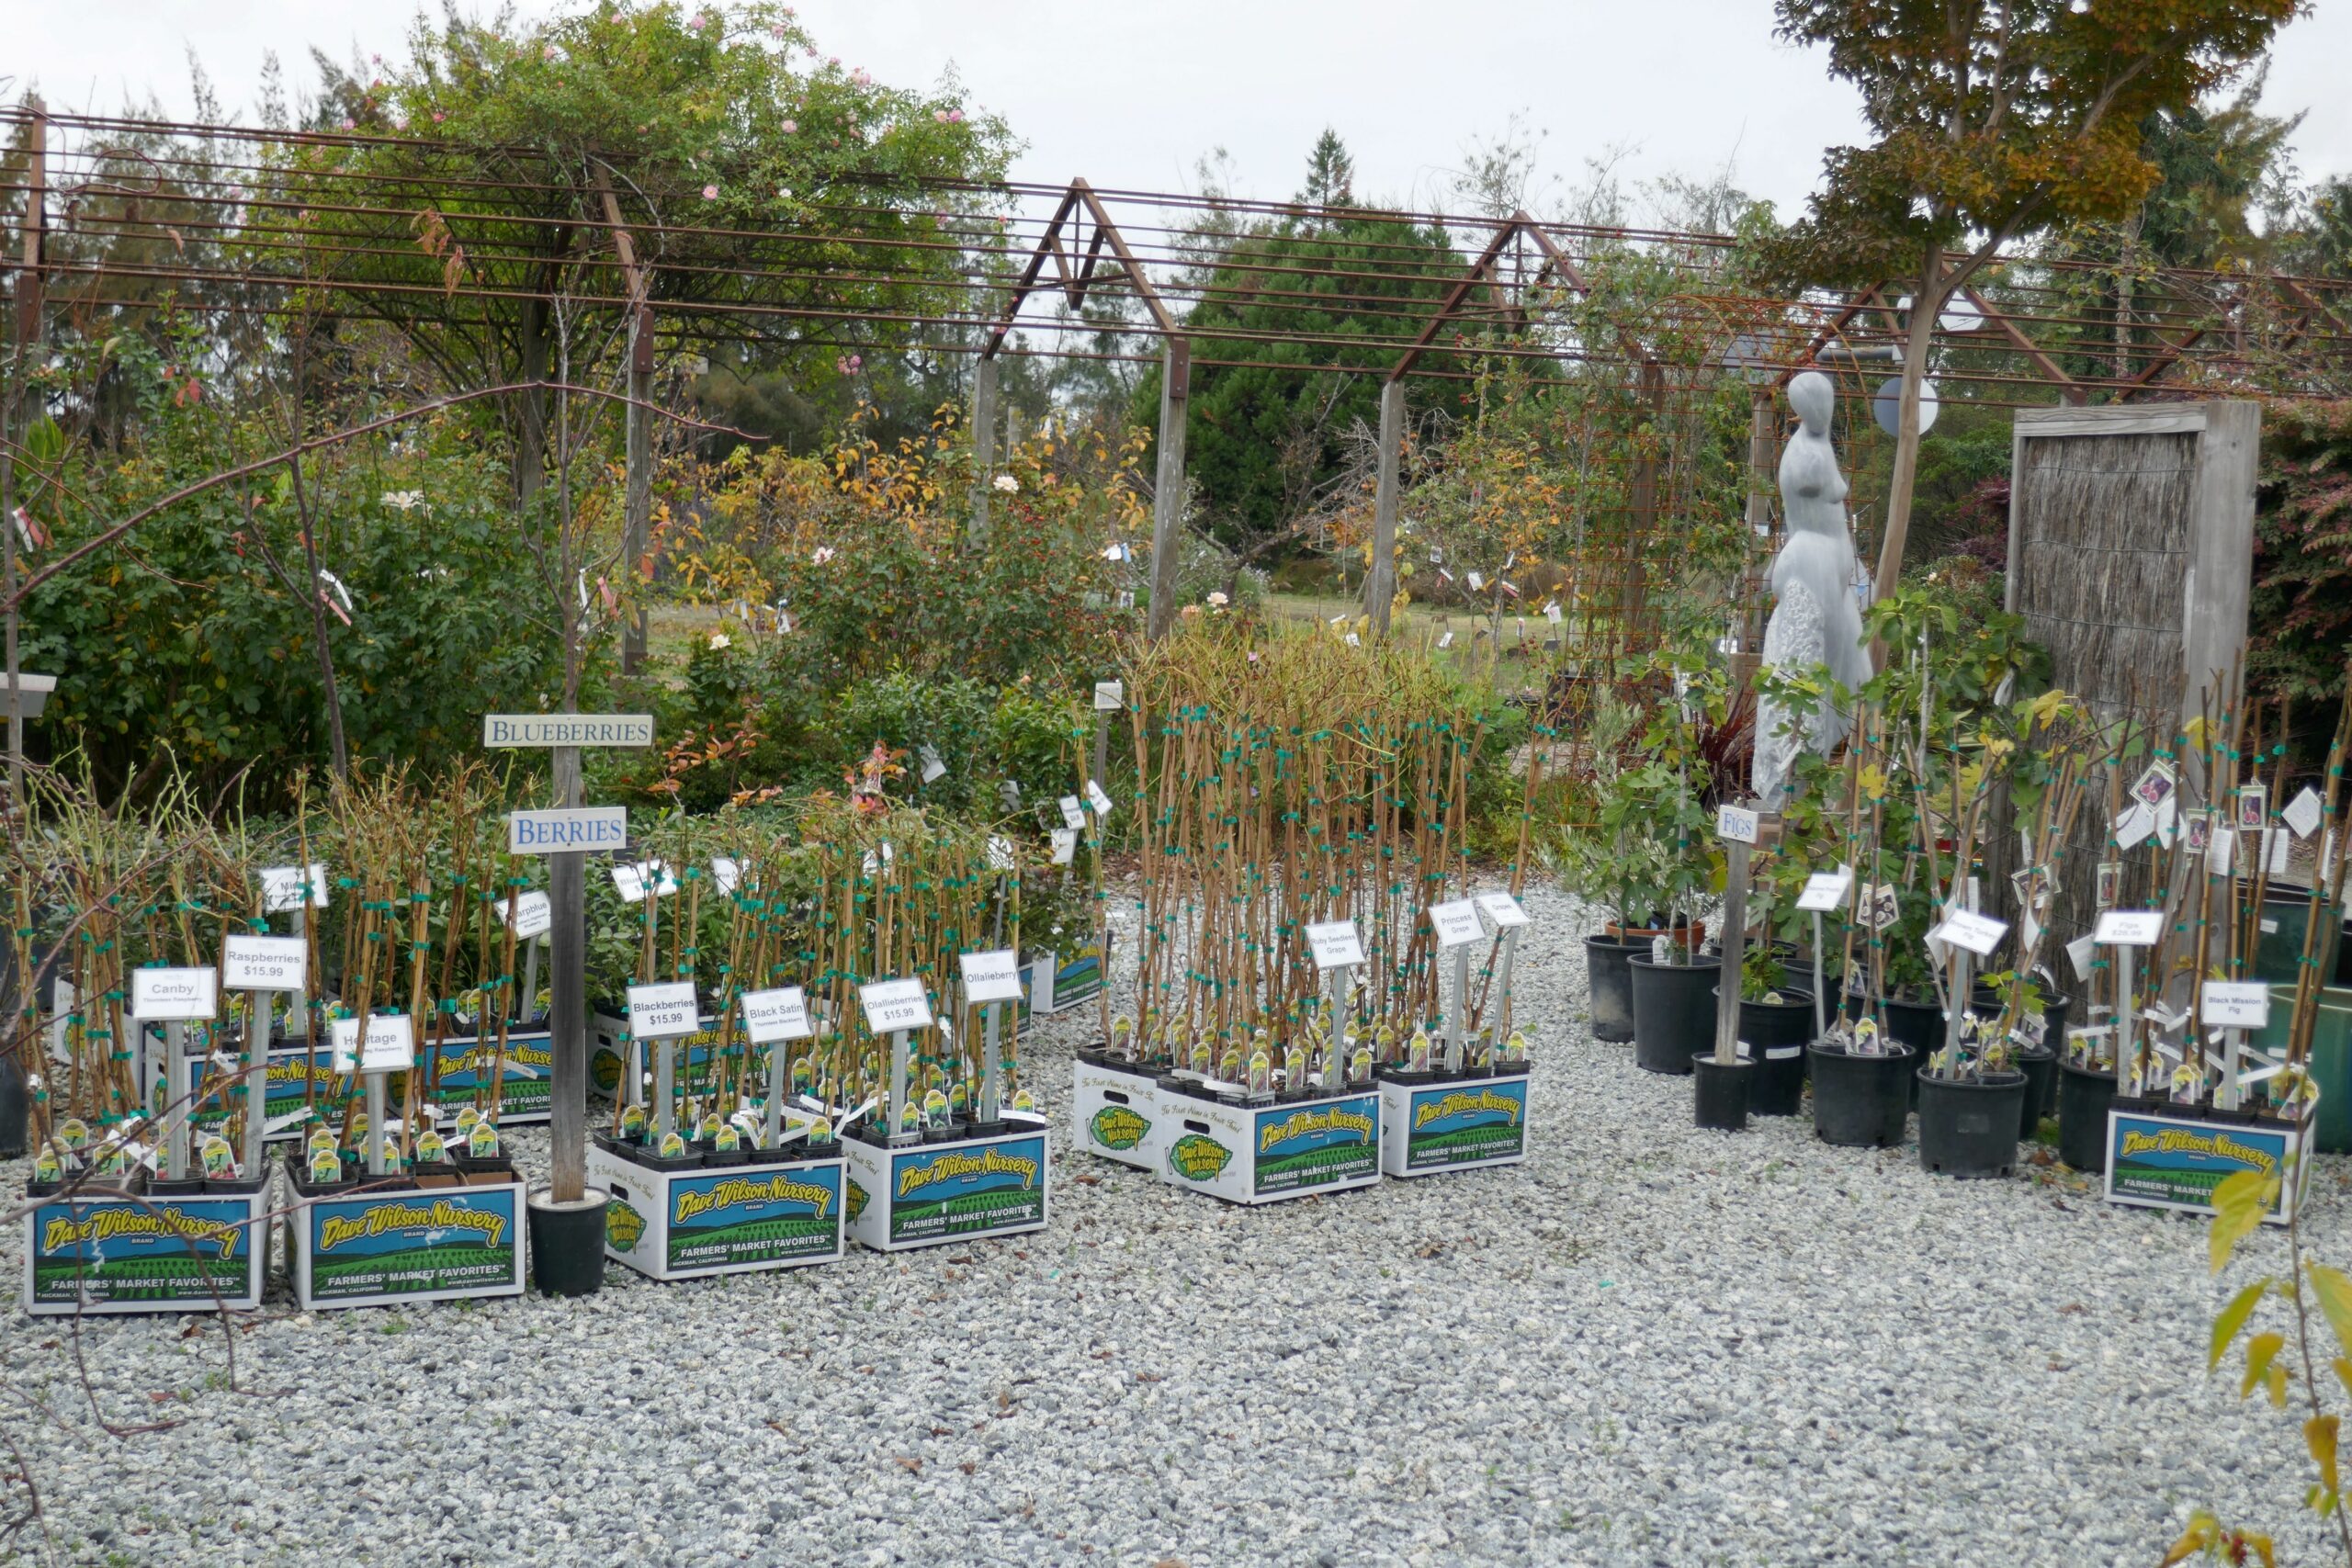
(1751, 371, 1872, 804)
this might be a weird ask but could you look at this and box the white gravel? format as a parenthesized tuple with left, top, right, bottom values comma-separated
(1, 880, 2342, 1567)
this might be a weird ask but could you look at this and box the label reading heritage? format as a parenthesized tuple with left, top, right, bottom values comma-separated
(131, 967, 218, 1021)
(958, 949, 1024, 1005)
(481, 713, 654, 748)
(329, 1014, 415, 1074)
(628, 981, 702, 1042)
(222, 935, 307, 992)
(508, 807, 628, 855)
(859, 977, 934, 1034)
(2095, 909, 2166, 947)
(1426, 900, 1485, 950)
(740, 987, 813, 1045)
(2200, 982, 2272, 1031)
(1305, 920, 1365, 970)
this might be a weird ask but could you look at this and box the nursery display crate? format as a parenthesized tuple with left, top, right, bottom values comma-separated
(1375, 1066, 1532, 1179)
(1025, 941, 1106, 1017)
(1070, 1050, 1165, 1171)
(285, 1157, 527, 1310)
(2105, 1098, 2317, 1226)
(22, 1178, 268, 1315)
(394, 1027, 555, 1125)
(586, 1137, 846, 1281)
(841, 1116, 1051, 1253)
(155, 1032, 349, 1143)
(1157, 1081, 1382, 1206)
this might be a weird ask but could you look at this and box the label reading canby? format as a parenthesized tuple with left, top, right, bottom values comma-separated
(132, 967, 218, 1021)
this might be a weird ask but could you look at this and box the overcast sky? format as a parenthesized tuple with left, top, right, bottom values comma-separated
(14, 0, 2352, 227)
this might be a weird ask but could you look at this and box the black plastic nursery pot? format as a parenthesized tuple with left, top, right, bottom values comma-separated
(1583, 935, 1644, 1043)
(1728, 987, 1814, 1116)
(1691, 1054, 1752, 1132)
(1917, 1069, 2027, 1179)
(1808, 1042, 1915, 1147)
(1843, 991, 1940, 1106)
(1629, 953, 1721, 1076)
(527, 1186, 612, 1298)
(2057, 1061, 2117, 1173)
(2014, 1046, 2058, 1138)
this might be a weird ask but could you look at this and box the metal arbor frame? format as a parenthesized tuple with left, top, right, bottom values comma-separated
(6, 104, 2352, 669)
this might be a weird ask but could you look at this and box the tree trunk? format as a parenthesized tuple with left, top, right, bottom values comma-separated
(515, 293, 549, 508)
(1869, 241, 1945, 662)
(286, 456, 350, 782)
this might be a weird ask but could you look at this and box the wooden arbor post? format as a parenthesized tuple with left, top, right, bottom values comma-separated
(595, 173, 655, 676)
(978, 180, 1187, 635)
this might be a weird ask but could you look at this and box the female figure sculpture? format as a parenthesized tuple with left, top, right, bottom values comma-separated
(1751, 371, 1872, 804)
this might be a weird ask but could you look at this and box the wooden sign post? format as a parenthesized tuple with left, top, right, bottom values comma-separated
(488, 714, 651, 1204)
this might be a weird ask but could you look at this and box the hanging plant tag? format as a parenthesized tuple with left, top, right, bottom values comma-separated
(2129, 762, 2177, 811)
(2113, 801, 2155, 851)
(1305, 920, 1365, 970)
(1057, 795, 1087, 830)
(2280, 787, 2322, 840)
(2200, 982, 2271, 1030)
(1860, 884, 1901, 931)
(1085, 780, 1115, 818)
(611, 859, 678, 903)
(918, 745, 947, 784)
(1050, 829, 1079, 865)
(2236, 784, 2269, 829)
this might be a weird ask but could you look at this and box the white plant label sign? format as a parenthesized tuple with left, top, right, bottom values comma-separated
(496, 892, 551, 940)
(1927, 908, 2008, 958)
(627, 980, 701, 1041)
(1093, 681, 1125, 712)
(1474, 891, 1531, 929)
(1086, 780, 1115, 818)
(2200, 982, 2272, 1031)
(612, 860, 680, 903)
(740, 987, 813, 1045)
(509, 807, 628, 855)
(132, 967, 217, 1021)
(859, 977, 934, 1034)
(259, 863, 329, 913)
(332, 1013, 415, 1073)
(222, 935, 306, 993)
(1715, 805, 1760, 844)
(2094, 909, 2165, 947)
(958, 949, 1024, 1005)
(1305, 920, 1366, 970)
(1057, 795, 1087, 831)
(1427, 900, 1485, 950)
(1795, 871, 1854, 913)
(1049, 829, 1080, 865)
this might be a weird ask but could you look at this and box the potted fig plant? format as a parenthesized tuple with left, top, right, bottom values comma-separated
(1619, 667, 1728, 1077)
(1562, 689, 1696, 1043)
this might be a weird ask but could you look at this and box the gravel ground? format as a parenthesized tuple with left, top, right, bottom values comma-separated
(2, 880, 2344, 1567)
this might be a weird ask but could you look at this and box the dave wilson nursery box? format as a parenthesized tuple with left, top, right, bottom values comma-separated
(1376, 1067, 1532, 1179)
(1157, 1083, 1382, 1206)
(2105, 1100, 2316, 1226)
(590, 1011, 737, 1102)
(1070, 1052, 1165, 1172)
(285, 1160, 527, 1310)
(587, 1140, 846, 1282)
(842, 1117, 1051, 1253)
(23, 1179, 267, 1316)
(397, 1027, 554, 1125)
